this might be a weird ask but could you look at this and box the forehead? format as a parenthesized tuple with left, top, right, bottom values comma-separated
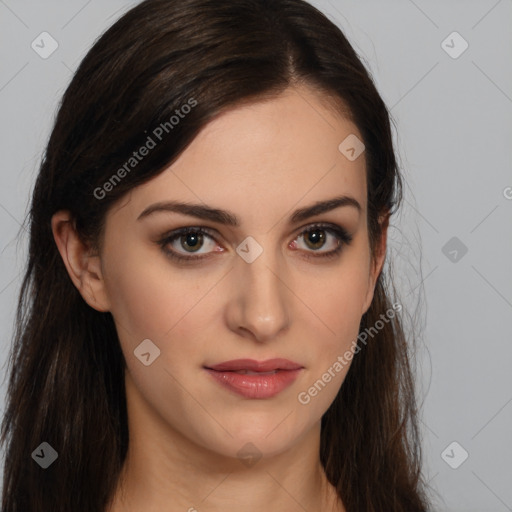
(111, 85, 367, 226)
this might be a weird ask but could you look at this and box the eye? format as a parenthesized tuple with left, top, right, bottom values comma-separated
(158, 222, 352, 264)
(291, 223, 353, 260)
(159, 227, 219, 262)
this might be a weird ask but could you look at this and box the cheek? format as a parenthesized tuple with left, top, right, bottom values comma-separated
(297, 256, 371, 407)
(311, 258, 370, 342)
(294, 271, 368, 414)
(103, 253, 215, 416)
(103, 244, 220, 375)
(105, 266, 174, 342)
(103, 241, 191, 337)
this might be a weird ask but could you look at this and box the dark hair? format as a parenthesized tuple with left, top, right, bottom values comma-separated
(1, 0, 430, 510)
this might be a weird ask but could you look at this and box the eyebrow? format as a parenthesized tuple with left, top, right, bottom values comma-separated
(137, 195, 361, 226)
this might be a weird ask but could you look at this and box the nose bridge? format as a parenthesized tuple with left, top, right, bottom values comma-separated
(232, 235, 290, 339)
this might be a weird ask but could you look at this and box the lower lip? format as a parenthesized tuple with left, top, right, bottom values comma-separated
(204, 368, 302, 399)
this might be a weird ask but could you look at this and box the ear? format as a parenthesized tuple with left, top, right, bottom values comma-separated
(51, 210, 111, 312)
(361, 211, 390, 315)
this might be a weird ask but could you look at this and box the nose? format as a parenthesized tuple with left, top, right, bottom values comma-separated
(225, 246, 291, 343)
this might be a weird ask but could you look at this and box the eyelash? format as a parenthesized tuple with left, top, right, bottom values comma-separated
(158, 222, 353, 264)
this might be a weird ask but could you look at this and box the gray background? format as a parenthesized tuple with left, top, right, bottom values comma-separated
(1, 0, 511, 510)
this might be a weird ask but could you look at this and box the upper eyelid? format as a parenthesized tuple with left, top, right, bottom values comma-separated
(164, 221, 344, 238)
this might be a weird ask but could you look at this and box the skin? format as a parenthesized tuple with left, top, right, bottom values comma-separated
(52, 84, 388, 512)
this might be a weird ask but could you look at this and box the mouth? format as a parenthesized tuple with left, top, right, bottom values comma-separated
(203, 359, 303, 399)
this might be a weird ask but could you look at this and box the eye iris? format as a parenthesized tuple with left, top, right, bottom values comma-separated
(304, 229, 326, 250)
(181, 232, 203, 252)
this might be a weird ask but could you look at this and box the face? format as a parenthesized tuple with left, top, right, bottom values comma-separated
(72, 85, 385, 461)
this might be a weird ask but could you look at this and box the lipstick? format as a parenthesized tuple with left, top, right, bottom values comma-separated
(204, 358, 303, 399)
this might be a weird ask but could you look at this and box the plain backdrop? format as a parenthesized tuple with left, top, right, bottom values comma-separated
(0, 1, 511, 510)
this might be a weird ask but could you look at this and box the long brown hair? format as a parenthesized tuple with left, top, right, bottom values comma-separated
(1, 0, 430, 510)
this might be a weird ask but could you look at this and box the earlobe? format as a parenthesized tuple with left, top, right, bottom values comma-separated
(51, 211, 111, 312)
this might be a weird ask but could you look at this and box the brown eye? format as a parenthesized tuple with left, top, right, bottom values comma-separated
(303, 228, 327, 250)
(159, 227, 219, 263)
(159, 223, 352, 264)
(294, 223, 352, 259)
(179, 232, 205, 253)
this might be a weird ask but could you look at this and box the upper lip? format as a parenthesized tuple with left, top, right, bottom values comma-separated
(205, 358, 303, 372)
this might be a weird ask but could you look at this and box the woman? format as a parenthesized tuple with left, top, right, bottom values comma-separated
(1, 0, 431, 510)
